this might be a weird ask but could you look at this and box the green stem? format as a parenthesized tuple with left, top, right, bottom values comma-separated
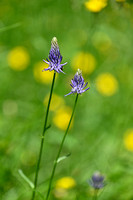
(45, 94, 79, 200)
(93, 190, 98, 200)
(93, 195, 97, 200)
(31, 72, 56, 200)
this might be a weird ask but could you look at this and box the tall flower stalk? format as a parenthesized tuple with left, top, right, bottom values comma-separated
(45, 94, 78, 200)
(93, 191, 98, 200)
(31, 37, 67, 200)
(45, 69, 90, 200)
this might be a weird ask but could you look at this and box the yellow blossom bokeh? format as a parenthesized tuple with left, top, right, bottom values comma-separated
(124, 129, 133, 151)
(43, 94, 65, 112)
(7, 46, 30, 71)
(84, 0, 107, 13)
(34, 61, 54, 84)
(71, 52, 96, 75)
(96, 73, 118, 96)
(55, 177, 76, 189)
(53, 106, 72, 130)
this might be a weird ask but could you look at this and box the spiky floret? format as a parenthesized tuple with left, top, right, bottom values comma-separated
(43, 37, 67, 73)
(65, 69, 90, 96)
(89, 172, 105, 189)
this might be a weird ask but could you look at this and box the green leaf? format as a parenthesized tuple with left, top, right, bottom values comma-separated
(57, 153, 71, 163)
(18, 169, 34, 189)
(0, 23, 21, 33)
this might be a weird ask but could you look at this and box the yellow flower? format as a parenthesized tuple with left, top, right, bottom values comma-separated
(34, 62, 54, 84)
(7, 46, 30, 71)
(43, 94, 65, 112)
(85, 0, 107, 13)
(124, 129, 133, 151)
(53, 106, 72, 130)
(96, 73, 118, 96)
(71, 52, 96, 75)
(55, 177, 76, 189)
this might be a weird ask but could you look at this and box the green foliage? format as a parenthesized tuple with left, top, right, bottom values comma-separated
(0, 0, 133, 199)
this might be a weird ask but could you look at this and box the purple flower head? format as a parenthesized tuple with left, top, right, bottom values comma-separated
(65, 69, 90, 96)
(43, 37, 67, 73)
(89, 172, 105, 190)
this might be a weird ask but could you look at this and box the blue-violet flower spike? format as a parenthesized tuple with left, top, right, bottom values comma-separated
(43, 37, 67, 73)
(89, 172, 105, 190)
(65, 69, 90, 96)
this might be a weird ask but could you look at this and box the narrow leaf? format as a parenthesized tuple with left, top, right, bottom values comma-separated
(46, 124, 51, 131)
(18, 169, 34, 189)
(57, 153, 71, 163)
(36, 191, 44, 200)
(0, 23, 21, 33)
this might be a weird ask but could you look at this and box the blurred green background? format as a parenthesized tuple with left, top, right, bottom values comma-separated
(1, 0, 133, 199)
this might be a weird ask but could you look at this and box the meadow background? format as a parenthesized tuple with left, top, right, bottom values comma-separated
(1, 0, 133, 199)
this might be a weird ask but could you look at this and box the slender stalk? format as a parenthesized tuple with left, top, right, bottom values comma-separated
(93, 190, 98, 200)
(45, 94, 79, 200)
(93, 195, 97, 200)
(31, 72, 56, 200)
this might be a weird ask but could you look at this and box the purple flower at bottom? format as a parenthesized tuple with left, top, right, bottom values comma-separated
(89, 172, 105, 190)
(65, 69, 90, 96)
(43, 37, 67, 73)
